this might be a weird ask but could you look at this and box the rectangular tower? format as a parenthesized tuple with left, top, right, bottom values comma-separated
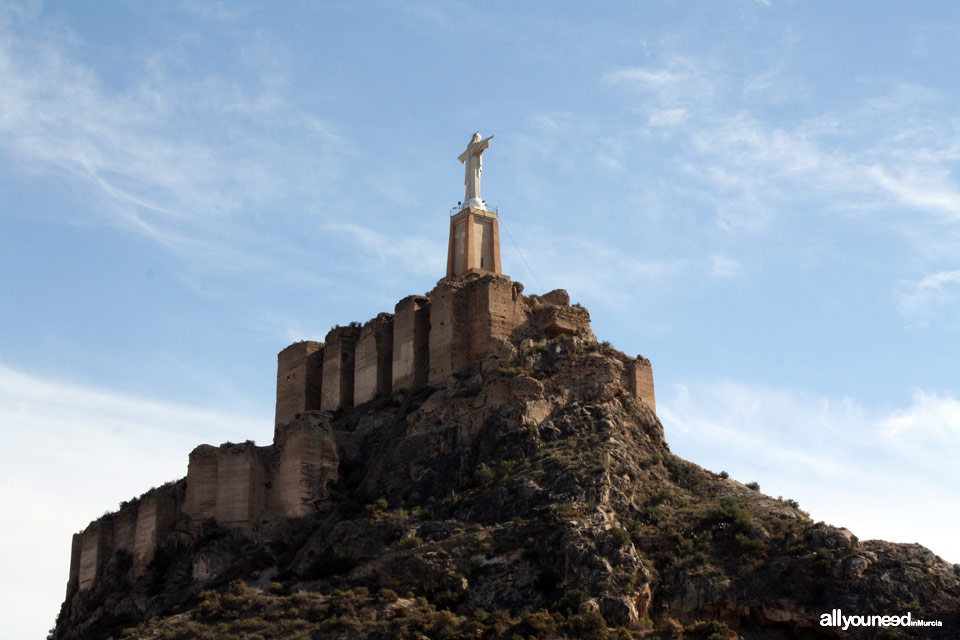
(354, 313, 394, 406)
(321, 326, 361, 411)
(275, 341, 324, 433)
(392, 295, 430, 392)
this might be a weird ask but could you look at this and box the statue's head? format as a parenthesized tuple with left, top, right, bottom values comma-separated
(471, 132, 481, 142)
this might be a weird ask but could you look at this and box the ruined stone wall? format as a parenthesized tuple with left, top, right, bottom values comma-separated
(215, 445, 266, 529)
(321, 326, 360, 412)
(465, 276, 527, 362)
(354, 313, 393, 406)
(78, 520, 113, 591)
(68, 483, 182, 592)
(67, 533, 82, 595)
(269, 413, 339, 517)
(67, 277, 658, 597)
(275, 341, 324, 433)
(133, 489, 178, 578)
(392, 295, 430, 392)
(428, 280, 469, 384)
(184, 445, 219, 521)
(277, 277, 650, 409)
(627, 357, 656, 412)
(185, 443, 266, 528)
(112, 504, 139, 554)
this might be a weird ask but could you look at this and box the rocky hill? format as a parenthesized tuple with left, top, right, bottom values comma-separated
(52, 325, 959, 639)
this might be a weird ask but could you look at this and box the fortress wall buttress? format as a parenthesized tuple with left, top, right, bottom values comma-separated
(465, 276, 527, 361)
(270, 414, 339, 517)
(627, 357, 656, 413)
(321, 326, 361, 412)
(275, 341, 324, 434)
(354, 313, 394, 406)
(67, 533, 82, 595)
(215, 445, 266, 529)
(428, 281, 469, 384)
(133, 490, 177, 579)
(185, 445, 219, 521)
(392, 295, 430, 393)
(112, 503, 139, 555)
(78, 519, 114, 592)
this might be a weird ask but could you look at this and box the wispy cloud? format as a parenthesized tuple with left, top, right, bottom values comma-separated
(0, 11, 348, 272)
(323, 222, 446, 278)
(660, 379, 960, 563)
(603, 67, 684, 86)
(0, 362, 269, 639)
(896, 270, 960, 326)
(710, 254, 742, 279)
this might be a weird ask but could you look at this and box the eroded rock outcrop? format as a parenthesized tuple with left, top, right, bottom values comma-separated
(52, 286, 958, 639)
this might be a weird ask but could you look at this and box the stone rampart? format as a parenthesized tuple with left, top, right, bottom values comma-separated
(133, 488, 177, 578)
(321, 326, 361, 412)
(392, 295, 430, 392)
(185, 445, 219, 521)
(78, 519, 113, 592)
(269, 412, 339, 517)
(67, 533, 82, 595)
(428, 279, 469, 384)
(275, 340, 324, 435)
(67, 277, 656, 594)
(354, 313, 393, 406)
(627, 357, 656, 412)
(215, 444, 266, 528)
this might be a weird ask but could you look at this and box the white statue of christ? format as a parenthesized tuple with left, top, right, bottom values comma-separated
(458, 132, 493, 208)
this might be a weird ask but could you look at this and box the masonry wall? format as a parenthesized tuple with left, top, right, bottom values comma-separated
(321, 326, 361, 412)
(465, 276, 527, 361)
(392, 295, 430, 392)
(67, 533, 82, 595)
(275, 341, 324, 432)
(354, 313, 393, 406)
(133, 489, 177, 578)
(215, 445, 266, 528)
(627, 357, 656, 412)
(428, 281, 469, 384)
(78, 519, 113, 591)
(113, 503, 139, 554)
(270, 413, 339, 517)
(185, 445, 219, 521)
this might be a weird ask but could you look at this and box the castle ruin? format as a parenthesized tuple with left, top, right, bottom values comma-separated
(65, 135, 655, 597)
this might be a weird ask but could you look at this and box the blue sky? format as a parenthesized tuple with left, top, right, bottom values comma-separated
(2, 1, 960, 636)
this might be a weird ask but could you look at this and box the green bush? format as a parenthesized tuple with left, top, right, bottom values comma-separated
(704, 497, 753, 534)
(610, 526, 631, 548)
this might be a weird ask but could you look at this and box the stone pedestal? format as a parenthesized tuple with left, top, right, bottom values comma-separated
(446, 207, 502, 280)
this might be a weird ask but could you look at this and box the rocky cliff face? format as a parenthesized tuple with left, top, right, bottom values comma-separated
(52, 334, 959, 639)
